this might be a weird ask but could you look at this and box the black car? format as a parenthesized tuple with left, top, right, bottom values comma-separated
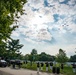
(0, 60, 7, 67)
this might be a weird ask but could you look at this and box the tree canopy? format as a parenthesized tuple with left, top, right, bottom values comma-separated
(31, 49, 37, 55)
(0, 0, 27, 58)
(70, 55, 76, 62)
(56, 49, 68, 63)
(0, 0, 27, 42)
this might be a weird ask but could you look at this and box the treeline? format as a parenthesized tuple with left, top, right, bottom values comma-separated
(22, 49, 76, 63)
(0, 44, 76, 63)
(24, 49, 55, 61)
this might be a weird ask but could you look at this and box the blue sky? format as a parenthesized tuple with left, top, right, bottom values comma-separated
(11, 0, 76, 57)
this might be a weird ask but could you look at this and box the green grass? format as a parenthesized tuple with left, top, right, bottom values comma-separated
(61, 66, 76, 75)
(22, 62, 37, 70)
(21, 62, 76, 75)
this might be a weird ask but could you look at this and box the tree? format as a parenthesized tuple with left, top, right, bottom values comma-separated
(0, 0, 27, 53)
(6, 39, 23, 59)
(39, 52, 47, 61)
(38, 52, 55, 61)
(70, 55, 76, 62)
(56, 49, 68, 63)
(0, 41, 6, 57)
(31, 49, 37, 61)
(24, 54, 29, 60)
(31, 49, 37, 55)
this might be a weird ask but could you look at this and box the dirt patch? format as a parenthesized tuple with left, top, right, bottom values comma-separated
(0, 70, 13, 75)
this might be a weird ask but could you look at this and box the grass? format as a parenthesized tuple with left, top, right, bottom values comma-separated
(21, 62, 76, 75)
(61, 66, 76, 75)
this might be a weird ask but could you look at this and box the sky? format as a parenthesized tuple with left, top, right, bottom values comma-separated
(11, 0, 76, 57)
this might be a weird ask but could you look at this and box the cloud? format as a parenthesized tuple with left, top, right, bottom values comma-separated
(11, 31, 20, 37)
(10, 0, 76, 57)
(11, 0, 76, 45)
(59, 0, 65, 2)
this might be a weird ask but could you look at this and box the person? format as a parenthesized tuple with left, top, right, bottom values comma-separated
(12, 61, 15, 69)
(75, 64, 76, 73)
(45, 62, 49, 71)
(41, 62, 44, 71)
(26, 61, 28, 64)
(37, 62, 40, 73)
(72, 63, 76, 73)
(49, 62, 53, 70)
(61, 63, 64, 70)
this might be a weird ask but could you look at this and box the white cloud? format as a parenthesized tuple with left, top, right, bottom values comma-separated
(23, 24, 52, 41)
(12, 0, 76, 43)
(11, 31, 20, 37)
(68, 0, 76, 6)
(24, 38, 36, 44)
(63, 44, 76, 57)
(42, 44, 76, 57)
(59, 0, 65, 2)
(10, 0, 76, 57)
(67, 23, 76, 33)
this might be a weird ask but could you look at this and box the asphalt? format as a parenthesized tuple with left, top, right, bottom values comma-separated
(0, 67, 62, 75)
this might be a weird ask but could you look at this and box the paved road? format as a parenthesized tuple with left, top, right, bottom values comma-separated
(0, 67, 62, 75)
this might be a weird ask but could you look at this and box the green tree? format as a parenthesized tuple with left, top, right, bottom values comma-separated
(24, 54, 29, 60)
(0, 0, 27, 53)
(70, 55, 76, 62)
(31, 49, 37, 61)
(56, 49, 68, 63)
(6, 39, 23, 59)
(0, 41, 6, 57)
(38, 52, 55, 61)
(39, 52, 47, 61)
(31, 49, 37, 55)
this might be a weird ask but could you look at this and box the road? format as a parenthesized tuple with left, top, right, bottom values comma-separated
(0, 67, 62, 75)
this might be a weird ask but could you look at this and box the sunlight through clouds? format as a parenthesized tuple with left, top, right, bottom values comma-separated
(11, 0, 76, 56)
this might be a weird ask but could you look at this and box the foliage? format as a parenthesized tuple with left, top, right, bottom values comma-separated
(0, 41, 6, 57)
(6, 39, 23, 59)
(61, 66, 76, 75)
(24, 54, 29, 60)
(69, 55, 76, 62)
(29, 49, 38, 61)
(0, 0, 27, 42)
(22, 62, 76, 75)
(39, 52, 55, 61)
(56, 49, 68, 63)
(0, 0, 27, 59)
(25, 51, 55, 61)
(31, 49, 37, 55)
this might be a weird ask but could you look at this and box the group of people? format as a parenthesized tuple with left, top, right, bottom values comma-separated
(36, 62, 64, 74)
(9, 60, 22, 69)
(37, 62, 53, 73)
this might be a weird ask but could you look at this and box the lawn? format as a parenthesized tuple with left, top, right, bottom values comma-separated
(21, 62, 76, 75)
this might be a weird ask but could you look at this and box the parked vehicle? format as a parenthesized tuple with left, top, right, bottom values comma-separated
(0, 60, 7, 67)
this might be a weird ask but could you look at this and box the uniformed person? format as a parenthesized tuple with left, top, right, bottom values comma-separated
(45, 62, 49, 71)
(41, 62, 44, 71)
(37, 62, 40, 73)
(61, 63, 64, 70)
(49, 62, 53, 70)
